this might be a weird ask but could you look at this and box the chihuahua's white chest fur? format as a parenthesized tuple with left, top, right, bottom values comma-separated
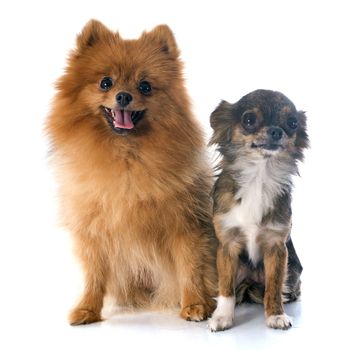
(220, 157, 293, 264)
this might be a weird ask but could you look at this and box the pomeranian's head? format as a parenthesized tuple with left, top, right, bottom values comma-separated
(209, 90, 309, 163)
(55, 20, 187, 137)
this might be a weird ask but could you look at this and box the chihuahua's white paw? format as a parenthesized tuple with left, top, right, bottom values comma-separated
(208, 313, 234, 332)
(266, 313, 292, 330)
(208, 296, 235, 332)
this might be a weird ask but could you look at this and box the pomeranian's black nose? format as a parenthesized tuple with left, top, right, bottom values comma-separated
(116, 92, 133, 107)
(268, 127, 283, 141)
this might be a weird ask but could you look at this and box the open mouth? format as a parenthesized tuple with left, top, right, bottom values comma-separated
(102, 106, 145, 134)
(252, 143, 283, 151)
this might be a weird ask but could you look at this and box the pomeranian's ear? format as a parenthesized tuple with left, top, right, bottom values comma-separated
(76, 19, 112, 51)
(143, 25, 179, 57)
(209, 100, 234, 146)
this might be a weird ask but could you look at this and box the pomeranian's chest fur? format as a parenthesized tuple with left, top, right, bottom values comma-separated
(56, 140, 204, 234)
(219, 157, 293, 264)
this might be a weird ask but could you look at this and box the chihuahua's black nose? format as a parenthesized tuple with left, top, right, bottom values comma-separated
(268, 127, 283, 141)
(116, 92, 133, 107)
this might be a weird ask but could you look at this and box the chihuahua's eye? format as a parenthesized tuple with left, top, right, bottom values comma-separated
(242, 112, 257, 130)
(139, 81, 152, 96)
(100, 77, 114, 91)
(287, 116, 298, 130)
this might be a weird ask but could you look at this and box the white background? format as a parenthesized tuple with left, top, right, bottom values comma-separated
(0, 0, 349, 349)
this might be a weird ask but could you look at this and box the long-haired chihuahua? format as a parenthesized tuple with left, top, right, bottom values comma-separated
(208, 90, 309, 331)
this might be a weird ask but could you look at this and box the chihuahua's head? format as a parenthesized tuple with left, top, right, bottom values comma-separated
(210, 90, 309, 163)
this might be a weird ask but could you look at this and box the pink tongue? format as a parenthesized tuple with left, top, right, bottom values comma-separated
(113, 108, 134, 129)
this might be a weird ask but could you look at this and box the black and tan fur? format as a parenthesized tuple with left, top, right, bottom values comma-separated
(208, 90, 308, 331)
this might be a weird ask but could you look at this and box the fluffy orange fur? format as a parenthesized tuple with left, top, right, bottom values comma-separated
(46, 20, 217, 325)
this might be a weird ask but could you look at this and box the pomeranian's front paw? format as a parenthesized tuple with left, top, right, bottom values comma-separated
(266, 313, 292, 330)
(69, 308, 102, 326)
(180, 304, 211, 322)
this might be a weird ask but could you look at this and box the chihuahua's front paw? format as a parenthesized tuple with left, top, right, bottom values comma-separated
(208, 295, 235, 332)
(208, 308, 234, 332)
(208, 313, 234, 332)
(266, 313, 292, 330)
(69, 308, 102, 326)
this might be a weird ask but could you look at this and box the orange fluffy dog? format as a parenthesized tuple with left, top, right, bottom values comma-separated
(46, 20, 217, 325)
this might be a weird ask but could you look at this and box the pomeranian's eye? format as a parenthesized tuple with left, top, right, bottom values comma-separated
(138, 81, 152, 96)
(287, 116, 298, 130)
(242, 112, 257, 130)
(100, 77, 114, 91)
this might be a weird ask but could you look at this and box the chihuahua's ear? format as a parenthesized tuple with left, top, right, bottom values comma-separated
(209, 100, 234, 146)
(295, 111, 310, 150)
(142, 25, 179, 58)
(76, 19, 113, 51)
